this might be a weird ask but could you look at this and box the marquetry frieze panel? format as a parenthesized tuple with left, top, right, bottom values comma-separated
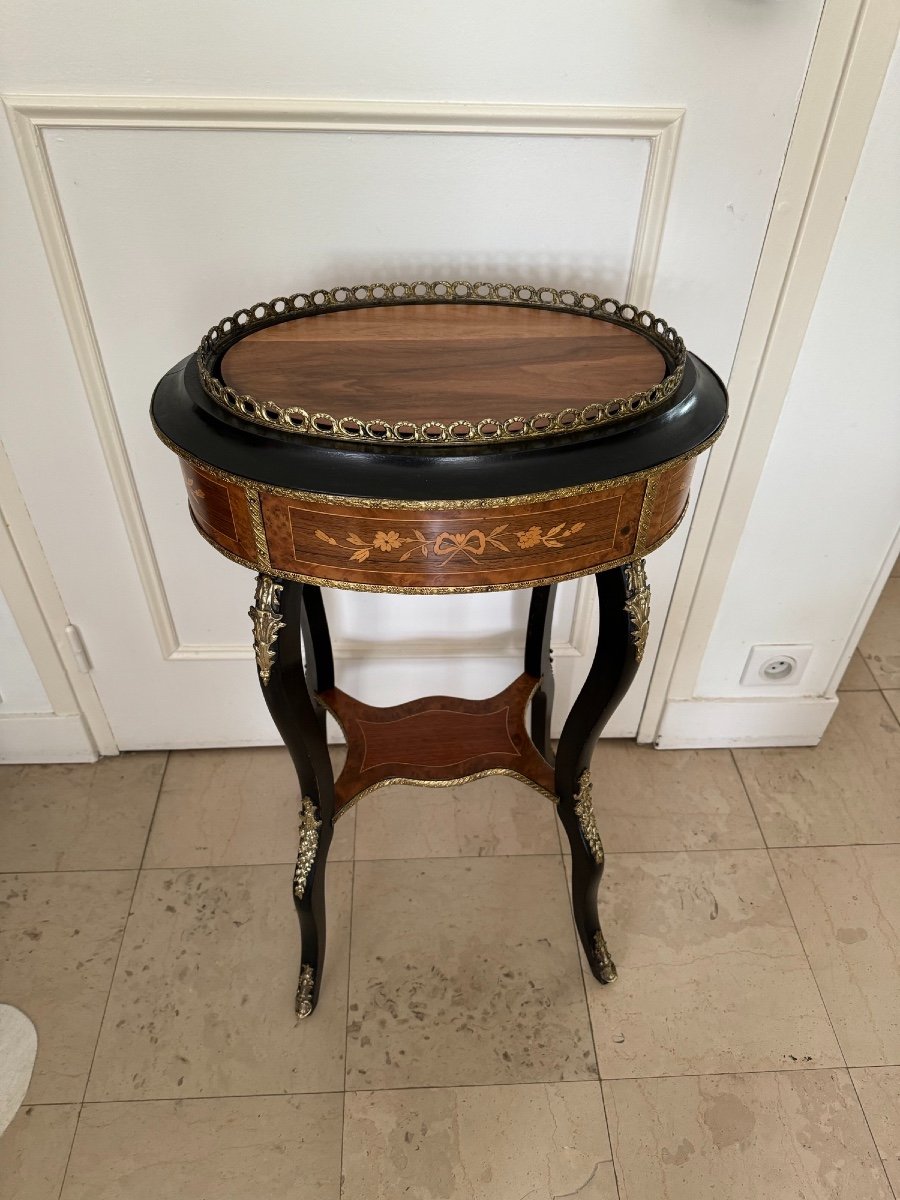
(180, 460, 257, 563)
(176, 451, 699, 593)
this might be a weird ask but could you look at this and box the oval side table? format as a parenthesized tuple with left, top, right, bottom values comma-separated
(151, 281, 728, 1018)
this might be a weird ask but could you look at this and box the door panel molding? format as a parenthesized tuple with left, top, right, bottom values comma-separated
(4, 95, 682, 663)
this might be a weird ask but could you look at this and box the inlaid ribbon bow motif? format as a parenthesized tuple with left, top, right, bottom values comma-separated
(433, 530, 487, 562)
(315, 519, 585, 565)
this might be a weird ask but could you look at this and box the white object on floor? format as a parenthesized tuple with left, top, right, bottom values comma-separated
(0, 1004, 37, 1135)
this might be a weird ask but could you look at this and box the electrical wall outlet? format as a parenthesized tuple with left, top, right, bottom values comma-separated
(740, 643, 814, 687)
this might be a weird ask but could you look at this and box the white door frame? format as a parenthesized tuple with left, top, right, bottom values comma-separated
(0, 440, 116, 760)
(638, 0, 900, 742)
(3, 0, 895, 756)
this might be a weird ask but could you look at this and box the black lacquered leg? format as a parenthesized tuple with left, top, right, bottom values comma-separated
(555, 562, 650, 984)
(250, 574, 335, 1018)
(299, 583, 334, 738)
(525, 584, 557, 761)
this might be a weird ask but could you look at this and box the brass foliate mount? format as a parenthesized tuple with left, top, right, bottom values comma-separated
(197, 280, 686, 446)
(623, 558, 651, 663)
(249, 574, 285, 685)
(292, 797, 322, 901)
(573, 770, 605, 868)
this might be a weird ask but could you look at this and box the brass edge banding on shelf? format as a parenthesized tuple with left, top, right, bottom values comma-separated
(331, 770, 559, 821)
(190, 502, 689, 595)
(154, 417, 724, 510)
(197, 280, 686, 446)
(245, 487, 270, 570)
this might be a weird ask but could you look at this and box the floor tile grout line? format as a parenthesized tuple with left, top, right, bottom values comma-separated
(570, 863, 622, 1197)
(766, 849, 849, 1069)
(760, 833, 893, 1188)
(569, 759, 623, 1194)
(775, 852, 897, 1197)
(30, 1088, 346, 1109)
(79, 751, 170, 1098)
(137, 851, 578, 873)
(52, 751, 170, 1199)
(79, 1088, 346, 1105)
(338, 856, 356, 1189)
(339, 1090, 350, 1199)
(728, 745, 895, 1184)
(50, 1061, 897, 1106)
(556, 832, 604, 1089)
(325, 1063, 887, 1092)
(13, 835, 900, 877)
(33, 1058, 900, 1116)
(730, 748, 853, 1069)
(729, 748, 769, 850)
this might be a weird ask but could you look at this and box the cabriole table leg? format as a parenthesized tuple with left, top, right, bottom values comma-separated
(554, 562, 650, 984)
(524, 583, 558, 761)
(249, 574, 335, 1018)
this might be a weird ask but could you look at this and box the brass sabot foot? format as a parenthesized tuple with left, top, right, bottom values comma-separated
(593, 929, 617, 984)
(296, 964, 315, 1018)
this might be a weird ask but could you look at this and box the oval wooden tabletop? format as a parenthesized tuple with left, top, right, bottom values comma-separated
(219, 303, 667, 425)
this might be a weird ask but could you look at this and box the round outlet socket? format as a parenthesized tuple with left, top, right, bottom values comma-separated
(740, 644, 814, 688)
(760, 656, 797, 681)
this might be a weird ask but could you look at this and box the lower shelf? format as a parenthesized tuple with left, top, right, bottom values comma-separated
(317, 673, 556, 814)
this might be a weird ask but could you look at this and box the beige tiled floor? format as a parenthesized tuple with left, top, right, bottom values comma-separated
(860, 578, 900, 689)
(1, 580, 899, 1198)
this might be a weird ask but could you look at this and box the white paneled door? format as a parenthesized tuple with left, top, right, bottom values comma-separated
(1, 2, 824, 750)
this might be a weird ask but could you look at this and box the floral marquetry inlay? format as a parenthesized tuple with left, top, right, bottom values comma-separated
(314, 520, 586, 566)
(163, 426, 708, 592)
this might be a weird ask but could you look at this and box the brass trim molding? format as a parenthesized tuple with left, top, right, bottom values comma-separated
(292, 797, 321, 901)
(196, 280, 686, 446)
(330, 769, 559, 820)
(153, 417, 725, 510)
(249, 573, 285, 684)
(573, 770, 605, 867)
(623, 559, 651, 662)
(246, 488, 271, 571)
(634, 475, 659, 555)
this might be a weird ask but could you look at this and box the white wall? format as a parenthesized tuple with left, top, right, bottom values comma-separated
(2, 1, 892, 755)
(0, 590, 51, 715)
(2, 0, 832, 756)
(659, 36, 900, 746)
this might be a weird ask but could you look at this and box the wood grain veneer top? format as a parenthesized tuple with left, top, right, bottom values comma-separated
(220, 303, 667, 425)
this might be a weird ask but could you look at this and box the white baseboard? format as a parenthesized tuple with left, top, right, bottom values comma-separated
(0, 713, 98, 762)
(654, 695, 838, 749)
